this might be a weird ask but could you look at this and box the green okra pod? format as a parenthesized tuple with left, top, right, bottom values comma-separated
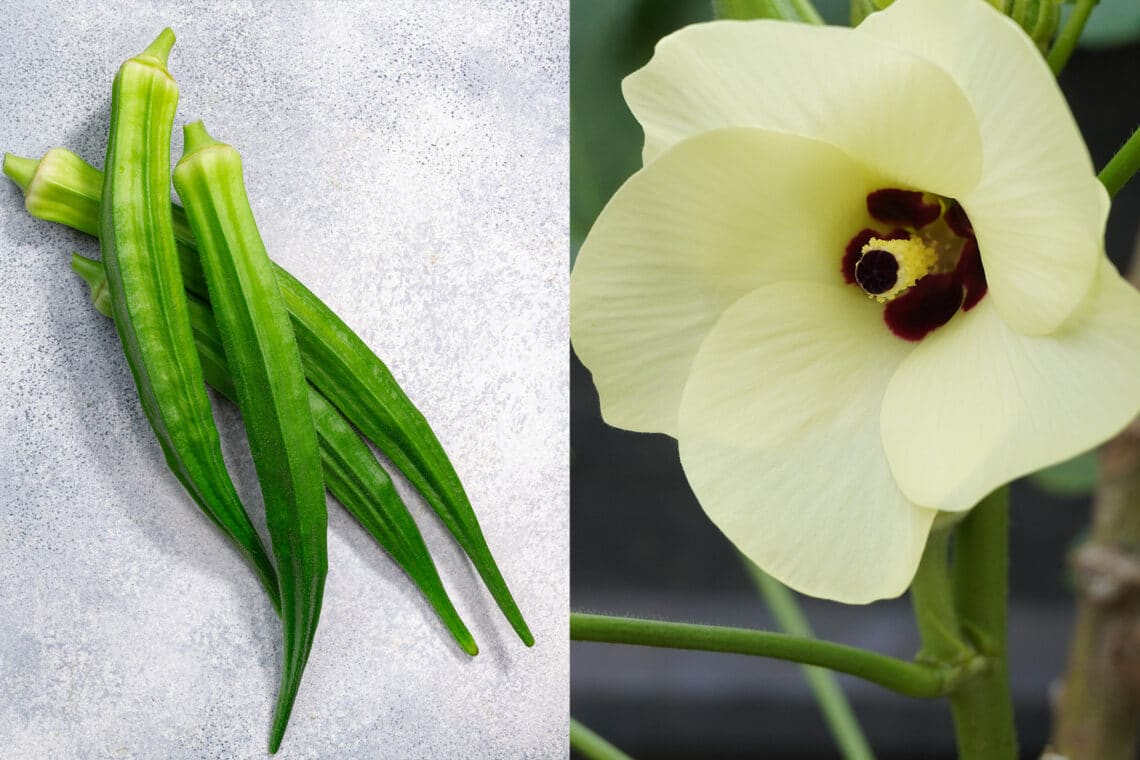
(173, 121, 326, 753)
(5, 147, 533, 646)
(279, 271, 534, 646)
(96, 32, 279, 611)
(71, 253, 478, 658)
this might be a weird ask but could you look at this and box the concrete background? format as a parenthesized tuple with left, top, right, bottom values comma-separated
(0, 2, 568, 757)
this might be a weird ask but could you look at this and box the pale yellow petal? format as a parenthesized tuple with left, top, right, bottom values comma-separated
(678, 282, 934, 603)
(623, 19, 982, 198)
(571, 128, 883, 436)
(859, 0, 1108, 334)
(881, 258, 1140, 513)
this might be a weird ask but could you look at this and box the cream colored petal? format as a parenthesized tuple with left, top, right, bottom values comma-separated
(859, 0, 1108, 335)
(571, 128, 883, 437)
(623, 19, 982, 198)
(881, 258, 1140, 513)
(678, 282, 935, 603)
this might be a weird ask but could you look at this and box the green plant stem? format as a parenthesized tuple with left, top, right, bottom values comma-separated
(571, 612, 951, 698)
(570, 718, 635, 760)
(1047, 0, 1097, 75)
(949, 488, 1018, 759)
(712, 0, 824, 24)
(1099, 126, 1140, 199)
(744, 562, 874, 760)
(910, 528, 974, 666)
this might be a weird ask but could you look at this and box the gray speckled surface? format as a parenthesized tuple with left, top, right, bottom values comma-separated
(0, 2, 567, 757)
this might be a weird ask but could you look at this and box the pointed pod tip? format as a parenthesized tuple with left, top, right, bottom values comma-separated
(267, 682, 301, 755)
(3, 153, 39, 194)
(139, 28, 176, 67)
(443, 611, 479, 655)
(267, 723, 285, 755)
(512, 618, 535, 647)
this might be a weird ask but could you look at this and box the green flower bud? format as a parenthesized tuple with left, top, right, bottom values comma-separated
(989, 0, 1061, 51)
(853, 0, 1059, 52)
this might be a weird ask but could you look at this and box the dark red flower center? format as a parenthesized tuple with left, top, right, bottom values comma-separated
(842, 191, 987, 342)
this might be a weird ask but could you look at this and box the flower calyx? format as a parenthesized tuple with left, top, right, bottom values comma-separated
(855, 0, 1059, 52)
(987, 0, 1060, 52)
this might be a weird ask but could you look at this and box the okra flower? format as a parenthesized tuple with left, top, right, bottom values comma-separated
(570, 0, 1140, 602)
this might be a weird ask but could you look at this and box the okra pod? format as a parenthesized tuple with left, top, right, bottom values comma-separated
(71, 253, 478, 657)
(173, 121, 326, 753)
(280, 272, 534, 646)
(5, 147, 533, 646)
(96, 33, 279, 611)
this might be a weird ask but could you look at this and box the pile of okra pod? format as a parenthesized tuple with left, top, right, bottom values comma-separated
(3, 29, 531, 752)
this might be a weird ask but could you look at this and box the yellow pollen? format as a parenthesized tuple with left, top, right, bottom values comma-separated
(860, 236, 938, 303)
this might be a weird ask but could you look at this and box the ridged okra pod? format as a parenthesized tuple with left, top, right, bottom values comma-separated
(173, 122, 327, 753)
(278, 271, 534, 646)
(5, 147, 532, 645)
(96, 32, 279, 611)
(71, 253, 478, 657)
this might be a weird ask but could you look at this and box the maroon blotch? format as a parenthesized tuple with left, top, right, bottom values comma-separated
(957, 237, 988, 311)
(867, 189, 941, 229)
(945, 201, 974, 238)
(883, 273, 964, 341)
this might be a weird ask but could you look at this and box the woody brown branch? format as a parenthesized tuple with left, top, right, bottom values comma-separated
(1049, 243, 1140, 759)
